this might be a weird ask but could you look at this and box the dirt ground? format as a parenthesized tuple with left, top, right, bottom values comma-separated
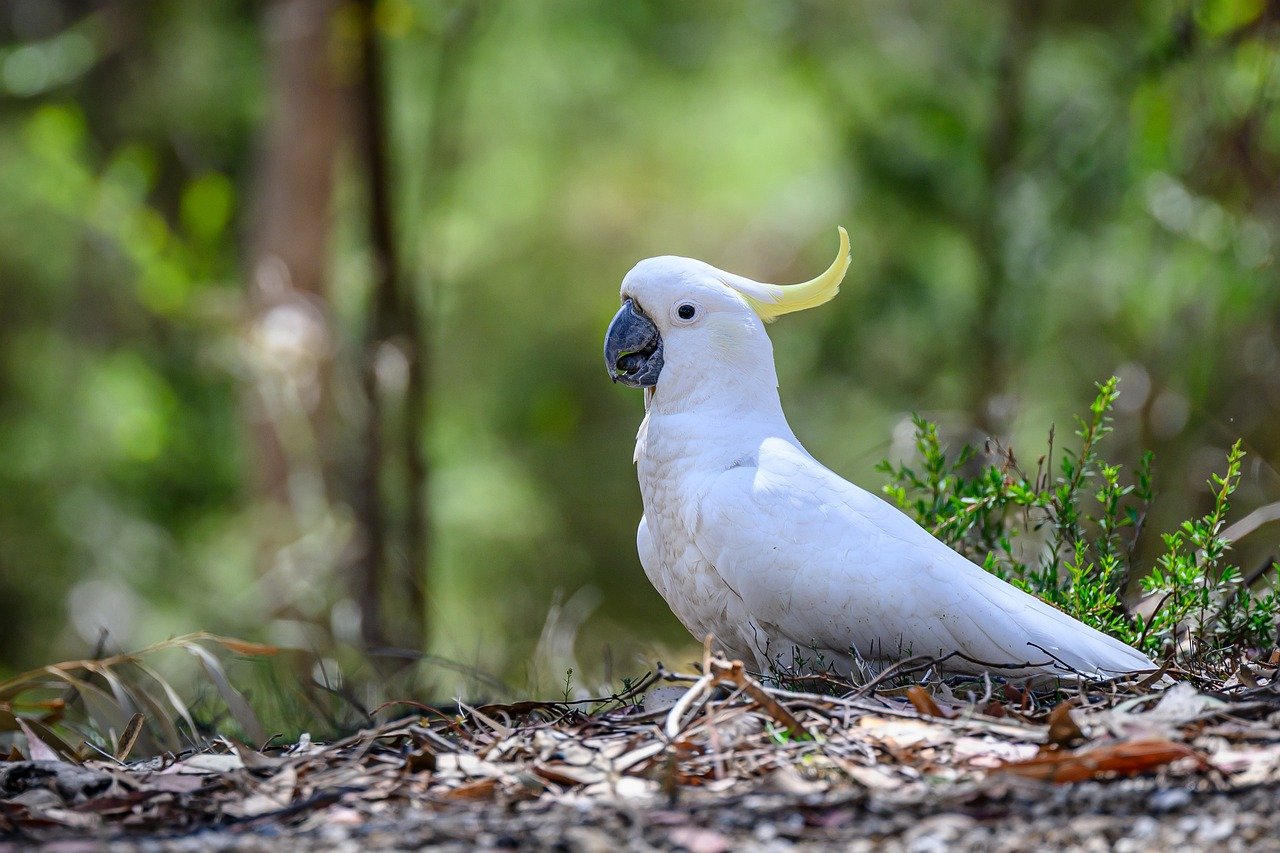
(9, 775, 1280, 851)
(5, 656, 1280, 851)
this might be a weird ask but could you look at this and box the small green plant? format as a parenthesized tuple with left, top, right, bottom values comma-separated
(561, 668, 575, 703)
(878, 377, 1279, 668)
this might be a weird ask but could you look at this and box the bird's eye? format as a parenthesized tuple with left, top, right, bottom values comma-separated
(676, 303, 697, 321)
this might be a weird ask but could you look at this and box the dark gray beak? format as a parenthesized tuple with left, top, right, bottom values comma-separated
(604, 298, 663, 387)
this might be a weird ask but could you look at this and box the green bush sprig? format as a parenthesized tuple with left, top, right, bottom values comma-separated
(878, 378, 1279, 667)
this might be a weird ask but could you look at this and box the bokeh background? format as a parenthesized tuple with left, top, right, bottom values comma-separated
(2, 0, 1279, 697)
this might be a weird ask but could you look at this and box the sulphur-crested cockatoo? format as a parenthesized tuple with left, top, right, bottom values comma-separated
(603, 228, 1155, 679)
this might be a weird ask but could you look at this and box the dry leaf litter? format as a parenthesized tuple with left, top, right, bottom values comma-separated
(4, 652, 1280, 850)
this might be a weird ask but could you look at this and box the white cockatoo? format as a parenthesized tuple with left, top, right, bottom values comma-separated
(603, 228, 1155, 680)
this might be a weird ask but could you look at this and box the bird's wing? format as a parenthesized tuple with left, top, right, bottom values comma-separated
(637, 515, 660, 590)
(695, 438, 1154, 677)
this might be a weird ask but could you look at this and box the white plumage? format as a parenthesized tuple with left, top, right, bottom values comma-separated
(605, 230, 1154, 680)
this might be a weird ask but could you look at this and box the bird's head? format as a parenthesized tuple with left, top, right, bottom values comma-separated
(604, 228, 850, 406)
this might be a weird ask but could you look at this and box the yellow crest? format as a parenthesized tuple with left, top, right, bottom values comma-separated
(720, 227, 850, 323)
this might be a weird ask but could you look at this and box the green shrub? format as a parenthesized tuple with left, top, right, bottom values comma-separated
(878, 377, 1279, 668)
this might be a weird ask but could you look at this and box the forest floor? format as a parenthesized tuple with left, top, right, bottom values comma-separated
(4, 654, 1280, 851)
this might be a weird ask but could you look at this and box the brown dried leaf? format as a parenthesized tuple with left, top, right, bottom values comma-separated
(707, 658, 811, 739)
(405, 749, 436, 773)
(443, 778, 497, 801)
(1133, 660, 1172, 690)
(114, 714, 146, 762)
(996, 738, 1206, 784)
(1046, 702, 1085, 748)
(906, 686, 943, 718)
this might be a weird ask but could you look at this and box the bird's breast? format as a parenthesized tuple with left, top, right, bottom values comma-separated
(635, 428, 762, 662)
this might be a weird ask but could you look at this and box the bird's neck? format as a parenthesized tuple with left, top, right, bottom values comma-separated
(646, 349, 785, 420)
(634, 331, 800, 469)
(649, 382, 787, 421)
(634, 377, 799, 472)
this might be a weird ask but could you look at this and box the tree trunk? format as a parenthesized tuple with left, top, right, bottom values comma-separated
(351, 0, 423, 651)
(245, 0, 349, 621)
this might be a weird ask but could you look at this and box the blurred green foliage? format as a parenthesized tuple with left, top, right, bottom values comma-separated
(0, 0, 1278, 698)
